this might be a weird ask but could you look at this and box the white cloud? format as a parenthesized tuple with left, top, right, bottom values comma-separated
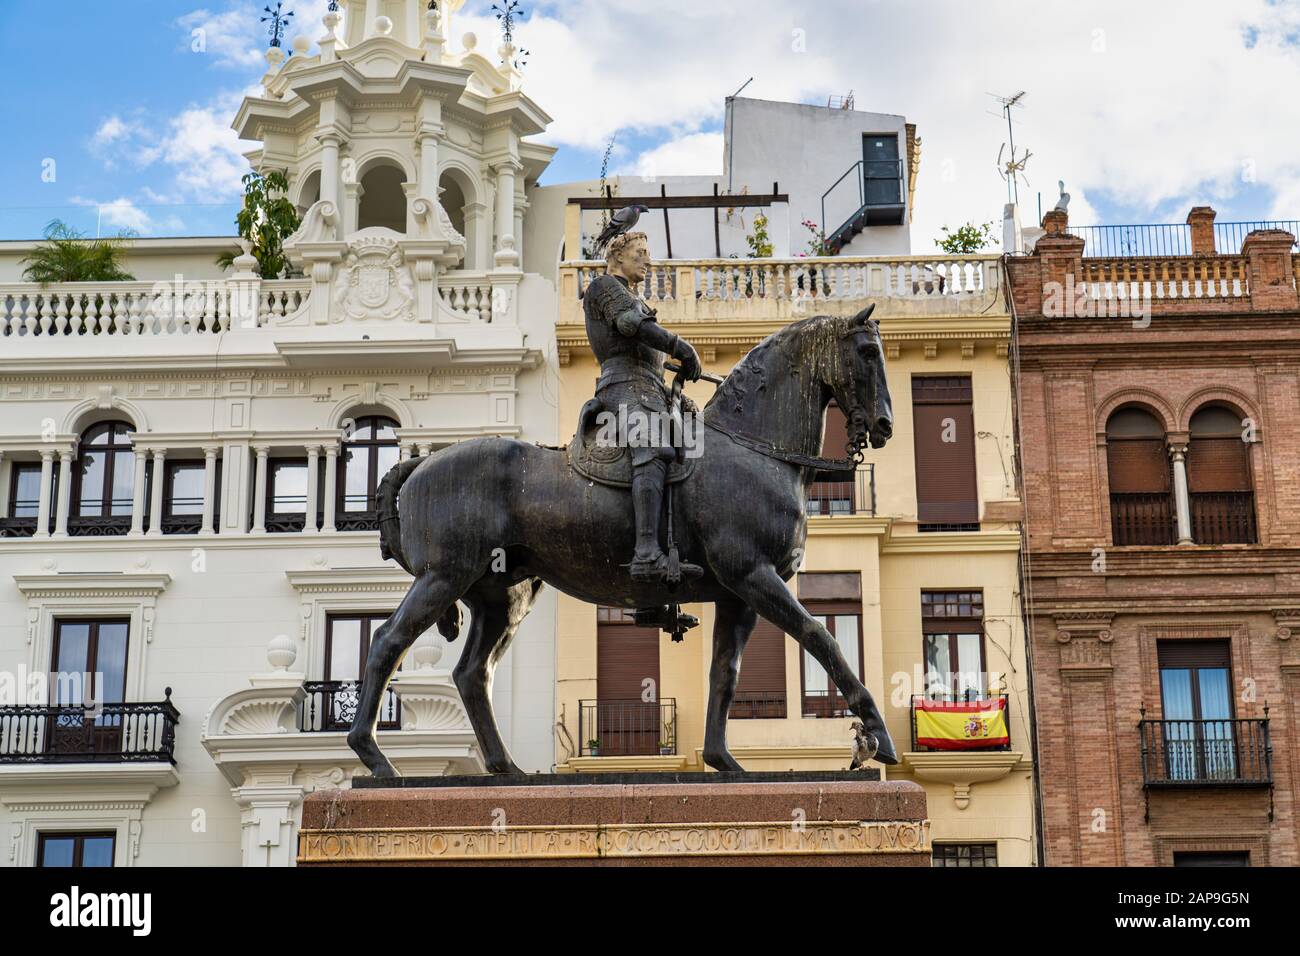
(68, 197, 181, 235)
(497, 0, 1300, 248)
(628, 132, 724, 178)
(178, 1, 332, 69)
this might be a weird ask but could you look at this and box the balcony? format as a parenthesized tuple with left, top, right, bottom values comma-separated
(910, 694, 1011, 753)
(558, 254, 1001, 327)
(1138, 717, 1272, 788)
(807, 465, 875, 517)
(729, 691, 788, 720)
(1110, 492, 1177, 546)
(0, 692, 179, 764)
(1189, 492, 1257, 545)
(299, 681, 401, 733)
(578, 698, 677, 757)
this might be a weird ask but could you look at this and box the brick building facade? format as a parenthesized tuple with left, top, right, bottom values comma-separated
(1009, 207, 1299, 866)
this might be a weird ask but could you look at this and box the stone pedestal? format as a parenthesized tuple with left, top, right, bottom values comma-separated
(298, 772, 930, 866)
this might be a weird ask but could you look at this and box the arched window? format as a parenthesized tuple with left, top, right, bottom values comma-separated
(1106, 407, 1174, 546)
(1188, 405, 1257, 544)
(357, 165, 407, 233)
(339, 416, 400, 526)
(73, 421, 136, 535)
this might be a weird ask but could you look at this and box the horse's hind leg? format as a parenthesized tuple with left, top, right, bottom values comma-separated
(727, 564, 899, 765)
(455, 578, 544, 775)
(702, 597, 757, 773)
(348, 572, 463, 779)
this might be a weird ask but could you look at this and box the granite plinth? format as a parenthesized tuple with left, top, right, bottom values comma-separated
(299, 773, 929, 867)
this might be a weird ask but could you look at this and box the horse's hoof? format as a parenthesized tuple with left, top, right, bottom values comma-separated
(702, 750, 745, 773)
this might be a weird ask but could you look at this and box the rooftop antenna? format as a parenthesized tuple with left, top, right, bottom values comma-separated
(989, 90, 1029, 204)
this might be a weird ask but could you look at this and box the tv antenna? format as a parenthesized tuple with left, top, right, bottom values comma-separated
(988, 90, 1030, 204)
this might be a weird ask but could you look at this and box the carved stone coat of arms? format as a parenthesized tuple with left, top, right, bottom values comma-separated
(332, 233, 417, 322)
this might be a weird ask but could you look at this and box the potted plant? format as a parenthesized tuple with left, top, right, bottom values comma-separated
(586, 738, 601, 757)
(742, 212, 774, 297)
(658, 738, 673, 756)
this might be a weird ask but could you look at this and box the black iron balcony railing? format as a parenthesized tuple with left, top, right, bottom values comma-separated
(807, 465, 876, 517)
(67, 516, 132, 537)
(334, 513, 380, 532)
(1110, 492, 1176, 546)
(1073, 220, 1300, 258)
(729, 691, 787, 720)
(578, 698, 676, 757)
(1190, 492, 1257, 545)
(0, 516, 37, 538)
(801, 689, 854, 719)
(299, 681, 400, 733)
(0, 690, 179, 764)
(1139, 716, 1272, 787)
(910, 693, 1012, 752)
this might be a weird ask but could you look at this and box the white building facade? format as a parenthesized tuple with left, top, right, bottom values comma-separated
(0, 0, 560, 867)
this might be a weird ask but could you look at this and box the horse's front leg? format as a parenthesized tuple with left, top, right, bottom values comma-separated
(727, 564, 898, 765)
(702, 598, 758, 772)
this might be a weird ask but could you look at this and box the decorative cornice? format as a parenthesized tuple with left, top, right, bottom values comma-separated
(14, 573, 171, 600)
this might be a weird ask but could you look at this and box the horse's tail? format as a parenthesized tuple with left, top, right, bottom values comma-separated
(376, 456, 464, 643)
(377, 457, 423, 577)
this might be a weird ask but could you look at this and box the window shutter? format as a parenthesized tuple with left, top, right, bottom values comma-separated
(822, 403, 850, 457)
(734, 618, 787, 700)
(1107, 439, 1170, 492)
(1188, 437, 1251, 492)
(911, 377, 978, 524)
(597, 616, 660, 701)
(1157, 639, 1231, 669)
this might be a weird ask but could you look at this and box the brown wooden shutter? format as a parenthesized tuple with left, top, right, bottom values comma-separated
(911, 376, 978, 524)
(822, 403, 850, 457)
(597, 616, 660, 701)
(733, 618, 787, 717)
(1157, 640, 1231, 669)
(1106, 438, 1170, 493)
(1188, 437, 1251, 492)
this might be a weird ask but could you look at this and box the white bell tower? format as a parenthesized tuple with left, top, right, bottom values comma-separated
(233, 0, 554, 329)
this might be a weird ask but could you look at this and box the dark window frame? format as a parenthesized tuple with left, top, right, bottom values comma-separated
(8, 461, 47, 518)
(50, 617, 131, 705)
(921, 590, 988, 701)
(71, 421, 136, 521)
(932, 843, 998, 867)
(338, 416, 400, 515)
(797, 600, 864, 718)
(37, 831, 117, 868)
(324, 612, 391, 683)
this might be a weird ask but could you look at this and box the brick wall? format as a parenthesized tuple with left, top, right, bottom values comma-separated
(1010, 207, 1300, 866)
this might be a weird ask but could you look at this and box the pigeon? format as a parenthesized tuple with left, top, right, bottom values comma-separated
(595, 204, 650, 250)
(849, 719, 879, 770)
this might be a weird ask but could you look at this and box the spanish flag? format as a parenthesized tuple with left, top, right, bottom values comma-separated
(914, 697, 1009, 750)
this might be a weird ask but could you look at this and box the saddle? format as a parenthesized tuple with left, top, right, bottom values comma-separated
(566, 397, 699, 488)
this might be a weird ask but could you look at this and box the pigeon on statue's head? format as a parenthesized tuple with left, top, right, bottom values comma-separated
(596, 204, 651, 251)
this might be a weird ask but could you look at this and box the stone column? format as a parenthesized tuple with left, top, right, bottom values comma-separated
(304, 445, 321, 534)
(32, 450, 53, 538)
(0, 452, 7, 519)
(417, 129, 440, 202)
(400, 443, 413, 462)
(322, 445, 339, 533)
(417, 443, 433, 459)
(147, 450, 166, 537)
(493, 162, 520, 269)
(202, 446, 220, 534)
(33, 451, 54, 538)
(129, 451, 148, 537)
(251, 446, 270, 535)
(52, 450, 73, 538)
(1170, 443, 1194, 545)
(318, 132, 342, 211)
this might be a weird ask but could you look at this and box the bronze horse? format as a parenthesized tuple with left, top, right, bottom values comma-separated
(348, 305, 896, 777)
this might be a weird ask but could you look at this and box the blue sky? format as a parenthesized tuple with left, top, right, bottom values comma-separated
(3, 0, 1299, 248)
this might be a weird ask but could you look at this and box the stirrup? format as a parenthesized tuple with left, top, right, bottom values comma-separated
(627, 552, 703, 584)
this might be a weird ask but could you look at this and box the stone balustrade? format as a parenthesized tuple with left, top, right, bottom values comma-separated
(558, 254, 1002, 325)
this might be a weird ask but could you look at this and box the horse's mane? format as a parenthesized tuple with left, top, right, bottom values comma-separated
(703, 313, 848, 418)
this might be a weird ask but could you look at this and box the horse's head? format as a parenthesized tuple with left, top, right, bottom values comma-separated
(830, 305, 893, 454)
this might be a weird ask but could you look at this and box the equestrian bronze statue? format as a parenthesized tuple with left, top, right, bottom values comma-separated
(349, 236, 896, 777)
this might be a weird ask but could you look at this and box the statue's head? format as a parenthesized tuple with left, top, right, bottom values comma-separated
(606, 232, 650, 286)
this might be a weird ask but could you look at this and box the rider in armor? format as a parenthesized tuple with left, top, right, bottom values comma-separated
(583, 232, 704, 584)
